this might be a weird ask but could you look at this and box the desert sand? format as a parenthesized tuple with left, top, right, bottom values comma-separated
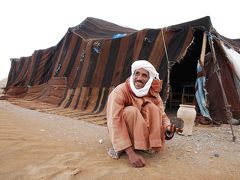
(0, 99, 240, 180)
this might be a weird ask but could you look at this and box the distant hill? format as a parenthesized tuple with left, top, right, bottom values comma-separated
(0, 78, 7, 94)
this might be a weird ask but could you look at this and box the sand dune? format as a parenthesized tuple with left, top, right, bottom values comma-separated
(0, 100, 240, 179)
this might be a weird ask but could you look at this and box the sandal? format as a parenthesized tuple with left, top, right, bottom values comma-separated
(107, 147, 122, 159)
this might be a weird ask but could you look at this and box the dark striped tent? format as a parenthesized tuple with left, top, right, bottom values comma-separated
(4, 16, 240, 124)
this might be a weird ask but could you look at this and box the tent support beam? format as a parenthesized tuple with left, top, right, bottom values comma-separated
(208, 35, 236, 142)
(200, 32, 207, 66)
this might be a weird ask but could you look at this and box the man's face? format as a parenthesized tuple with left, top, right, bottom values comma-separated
(133, 68, 150, 89)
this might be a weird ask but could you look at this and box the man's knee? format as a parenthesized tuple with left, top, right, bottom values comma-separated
(122, 106, 142, 120)
(123, 106, 139, 114)
(123, 106, 146, 129)
(142, 102, 159, 112)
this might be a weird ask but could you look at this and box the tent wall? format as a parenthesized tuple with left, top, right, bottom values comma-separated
(204, 39, 240, 123)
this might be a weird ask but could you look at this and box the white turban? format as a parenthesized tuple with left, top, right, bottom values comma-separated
(130, 60, 159, 97)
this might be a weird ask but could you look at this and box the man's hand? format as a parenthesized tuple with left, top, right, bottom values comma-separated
(166, 124, 183, 134)
(166, 123, 175, 133)
(125, 147, 146, 168)
(165, 124, 179, 140)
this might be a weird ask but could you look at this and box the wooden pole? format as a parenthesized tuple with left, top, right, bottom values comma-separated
(200, 32, 207, 66)
(208, 35, 236, 142)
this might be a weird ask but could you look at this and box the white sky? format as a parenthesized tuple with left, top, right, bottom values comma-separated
(0, 0, 239, 80)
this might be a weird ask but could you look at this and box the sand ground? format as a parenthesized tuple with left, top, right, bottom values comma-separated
(0, 100, 240, 180)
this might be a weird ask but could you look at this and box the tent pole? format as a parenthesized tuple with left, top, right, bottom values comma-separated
(208, 34, 236, 142)
(200, 32, 207, 66)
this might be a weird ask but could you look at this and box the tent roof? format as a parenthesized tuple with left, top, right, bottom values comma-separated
(167, 16, 213, 31)
(70, 17, 137, 40)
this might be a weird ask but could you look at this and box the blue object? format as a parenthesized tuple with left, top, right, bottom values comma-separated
(195, 62, 212, 120)
(112, 33, 127, 39)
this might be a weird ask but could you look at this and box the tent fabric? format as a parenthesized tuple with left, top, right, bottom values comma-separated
(3, 16, 240, 124)
(222, 45, 240, 80)
(222, 44, 240, 98)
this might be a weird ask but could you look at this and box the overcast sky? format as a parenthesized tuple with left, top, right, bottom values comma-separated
(0, 0, 239, 80)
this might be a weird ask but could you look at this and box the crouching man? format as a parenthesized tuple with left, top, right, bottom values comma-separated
(107, 60, 175, 168)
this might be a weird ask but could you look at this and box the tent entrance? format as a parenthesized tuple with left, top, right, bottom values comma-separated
(166, 30, 204, 110)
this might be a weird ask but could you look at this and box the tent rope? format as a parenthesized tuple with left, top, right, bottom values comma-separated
(161, 28, 171, 105)
(161, 28, 169, 62)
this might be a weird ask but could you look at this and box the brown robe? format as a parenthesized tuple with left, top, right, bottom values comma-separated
(107, 78, 171, 152)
